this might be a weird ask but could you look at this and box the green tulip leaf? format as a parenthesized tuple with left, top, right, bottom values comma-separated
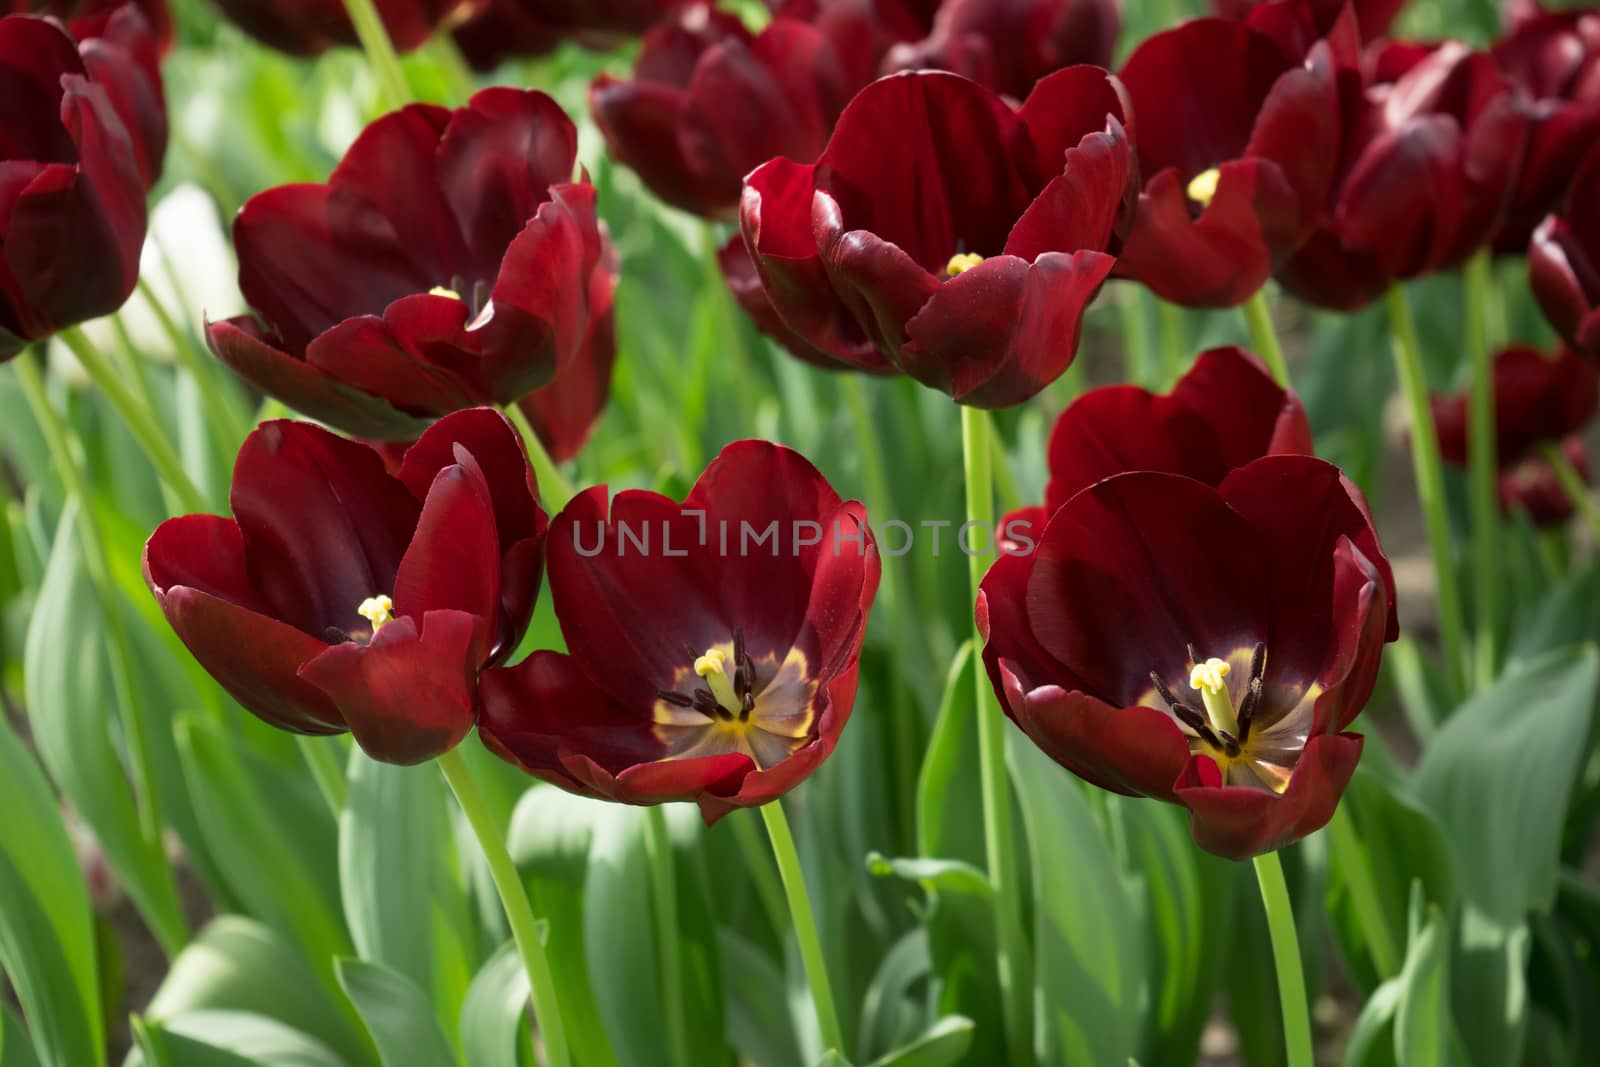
(335, 959, 459, 1067)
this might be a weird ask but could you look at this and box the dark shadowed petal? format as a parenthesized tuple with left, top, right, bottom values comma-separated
(1174, 730, 1364, 859)
(144, 515, 344, 735)
(1306, 536, 1390, 735)
(815, 198, 939, 360)
(1027, 471, 1271, 704)
(302, 295, 485, 417)
(230, 420, 422, 638)
(75, 4, 168, 188)
(1168, 346, 1314, 470)
(1337, 116, 1467, 280)
(1003, 124, 1132, 263)
(1011, 684, 1193, 801)
(298, 610, 481, 765)
(590, 75, 715, 216)
(1014, 64, 1135, 189)
(1434, 345, 1600, 465)
(205, 316, 437, 441)
(517, 241, 619, 461)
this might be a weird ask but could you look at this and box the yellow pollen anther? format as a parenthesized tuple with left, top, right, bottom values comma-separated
(1189, 657, 1231, 695)
(358, 595, 394, 632)
(1187, 167, 1222, 208)
(945, 252, 985, 277)
(428, 285, 463, 301)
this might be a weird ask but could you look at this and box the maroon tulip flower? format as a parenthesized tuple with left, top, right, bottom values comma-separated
(1531, 141, 1600, 358)
(209, 0, 487, 55)
(883, 0, 1121, 100)
(515, 238, 618, 463)
(6, 0, 172, 47)
(740, 68, 1135, 407)
(207, 88, 609, 441)
(979, 456, 1397, 859)
(1, 13, 147, 360)
(1112, 14, 1342, 307)
(1276, 39, 1530, 310)
(1432, 344, 1600, 524)
(456, 0, 688, 69)
(1490, 3, 1600, 252)
(145, 409, 547, 765)
(478, 441, 879, 823)
(590, 2, 891, 220)
(1211, 0, 1405, 42)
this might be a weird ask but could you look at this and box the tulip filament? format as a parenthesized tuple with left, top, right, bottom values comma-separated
(654, 629, 816, 768)
(1150, 642, 1273, 781)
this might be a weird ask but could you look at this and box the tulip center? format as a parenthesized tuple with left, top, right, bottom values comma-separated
(357, 594, 395, 634)
(428, 275, 492, 317)
(653, 630, 817, 770)
(1149, 642, 1293, 791)
(1187, 167, 1221, 209)
(945, 252, 985, 277)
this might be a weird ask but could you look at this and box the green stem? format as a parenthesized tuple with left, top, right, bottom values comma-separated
(960, 405, 1032, 1066)
(1241, 289, 1291, 387)
(759, 800, 845, 1055)
(1253, 850, 1314, 1067)
(1326, 807, 1400, 978)
(339, 0, 412, 111)
(1386, 285, 1470, 699)
(57, 326, 209, 514)
(136, 274, 253, 452)
(1118, 285, 1152, 386)
(642, 806, 691, 1067)
(297, 737, 347, 815)
(13, 352, 188, 957)
(839, 374, 918, 850)
(1157, 300, 1185, 388)
(1464, 253, 1500, 690)
(436, 747, 570, 1067)
(506, 403, 577, 512)
(1542, 442, 1600, 540)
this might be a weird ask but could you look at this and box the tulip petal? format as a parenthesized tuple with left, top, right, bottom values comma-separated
(393, 448, 501, 666)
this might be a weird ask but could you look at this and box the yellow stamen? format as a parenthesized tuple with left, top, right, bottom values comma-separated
(945, 252, 985, 277)
(358, 594, 394, 632)
(694, 646, 740, 712)
(1187, 167, 1222, 208)
(1189, 656, 1240, 737)
(428, 285, 463, 300)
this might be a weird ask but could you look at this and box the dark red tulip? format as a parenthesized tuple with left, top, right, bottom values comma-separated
(5, 0, 172, 48)
(1, 13, 147, 360)
(1530, 141, 1600, 358)
(144, 409, 547, 765)
(478, 441, 880, 823)
(883, 0, 1121, 100)
(1276, 39, 1531, 310)
(207, 89, 609, 441)
(1211, 0, 1405, 42)
(57, 1, 167, 186)
(1489, 437, 1593, 526)
(209, 0, 487, 55)
(740, 68, 1135, 407)
(1112, 15, 1342, 307)
(454, 0, 687, 69)
(1432, 344, 1599, 525)
(590, 2, 887, 220)
(1490, 3, 1600, 252)
(979, 456, 1396, 860)
(515, 238, 618, 463)
(1044, 346, 1314, 513)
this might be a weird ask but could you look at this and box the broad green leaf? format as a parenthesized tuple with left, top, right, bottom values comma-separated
(23, 503, 186, 950)
(1394, 890, 1451, 1067)
(175, 714, 349, 966)
(855, 930, 931, 1062)
(2, 996, 43, 1067)
(458, 943, 530, 1067)
(867, 1017, 974, 1067)
(0, 714, 103, 1067)
(128, 1011, 350, 1067)
(1414, 646, 1598, 923)
(1451, 908, 1530, 1067)
(145, 916, 374, 1067)
(719, 929, 802, 1067)
(1507, 562, 1600, 667)
(1009, 736, 1140, 1066)
(335, 960, 458, 1067)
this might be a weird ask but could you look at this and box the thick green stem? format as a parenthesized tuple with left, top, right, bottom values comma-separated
(1241, 289, 1291, 387)
(1326, 807, 1400, 978)
(960, 406, 1032, 1066)
(13, 352, 188, 956)
(642, 806, 691, 1067)
(759, 800, 845, 1055)
(57, 325, 209, 514)
(839, 374, 918, 849)
(297, 737, 347, 816)
(1464, 253, 1500, 690)
(339, 0, 412, 111)
(1386, 285, 1470, 698)
(506, 403, 576, 512)
(1253, 851, 1314, 1067)
(436, 748, 570, 1067)
(1543, 442, 1600, 540)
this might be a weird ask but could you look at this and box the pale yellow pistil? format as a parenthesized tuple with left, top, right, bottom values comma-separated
(945, 252, 985, 277)
(1187, 167, 1221, 209)
(1189, 656, 1240, 737)
(694, 647, 741, 713)
(358, 594, 394, 633)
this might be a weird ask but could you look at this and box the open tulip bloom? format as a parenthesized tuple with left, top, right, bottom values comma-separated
(478, 440, 880, 823)
(144, 408, 547, 764)
(207, 87, 612, 441)
(1531, 141, 1600, 358)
